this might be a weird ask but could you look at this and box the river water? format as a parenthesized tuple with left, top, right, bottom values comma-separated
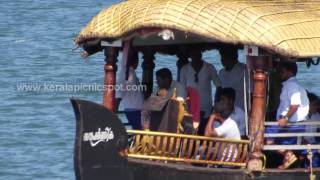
(1, 0, 320, 179)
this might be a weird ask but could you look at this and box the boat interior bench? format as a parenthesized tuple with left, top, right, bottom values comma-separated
(127, 130, 250, 167)
(263, 121, 320, 150)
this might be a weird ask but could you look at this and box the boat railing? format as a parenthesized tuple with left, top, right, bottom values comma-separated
(263, 121, 320, 150)
(127, 130, 250, 167)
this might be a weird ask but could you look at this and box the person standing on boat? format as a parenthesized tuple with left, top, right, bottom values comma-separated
(116, 50, 144, 130)
(180, 47, 222, 136)
(274, 61, 309, 169)
(218, 46, 250, 112)
(205, 101, 241, 162)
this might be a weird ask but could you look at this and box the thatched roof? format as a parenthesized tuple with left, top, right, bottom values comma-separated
(75, 0, 320, 57)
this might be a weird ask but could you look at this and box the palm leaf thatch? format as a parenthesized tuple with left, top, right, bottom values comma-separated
(75, 0, 320, 57)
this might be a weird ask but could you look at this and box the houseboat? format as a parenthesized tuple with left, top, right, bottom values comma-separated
(72, 0, 320, 179)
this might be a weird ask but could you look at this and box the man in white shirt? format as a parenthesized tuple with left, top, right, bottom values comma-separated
(219, 46, 250, 111)
(216, 88, 246, 137)
(271, 61, 309, 169)
(180, 48, 221, 135)
(116, 51, 144, 130)
(205, 101, 241, 162)
(277, 62, 309, 124)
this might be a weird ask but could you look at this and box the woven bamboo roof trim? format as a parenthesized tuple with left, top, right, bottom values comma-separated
(75, 0, 320, 57)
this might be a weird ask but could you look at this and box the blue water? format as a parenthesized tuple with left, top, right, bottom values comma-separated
(1, 0, 320, 179)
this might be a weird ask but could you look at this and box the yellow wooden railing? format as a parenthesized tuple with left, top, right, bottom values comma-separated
(127, 130, 250, 167)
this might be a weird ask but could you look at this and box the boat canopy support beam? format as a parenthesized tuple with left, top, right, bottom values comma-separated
(246, 46, 271, 171)
(103, 47, 119, 112)
(141, 47, 155, 99)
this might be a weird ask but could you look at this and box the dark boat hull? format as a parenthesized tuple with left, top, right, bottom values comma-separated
(128, 158, 319, 180)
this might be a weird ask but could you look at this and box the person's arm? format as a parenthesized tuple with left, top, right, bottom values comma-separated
(205, 114, 220, 137)
(209, 64, 222, 88)
(176, 83, 187, 100)
(115, 68, 125, 111)
(278, 105, 299, 127)
(205, 115, 214, 136)
(141, 109, 151, 130)
(126, 68, 137, 85)
(210, 65, 222, 103)
(179, 66, 187, 85)
(208, 127, 220, 137)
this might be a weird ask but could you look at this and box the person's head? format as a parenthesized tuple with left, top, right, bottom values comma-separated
(219, 87, 236, 106)
(308, 92, 320, 114)
(128, 50, 139, 69)
(188, 48, 203, 66)
(156, 68, 172, 89)
(212, 101, 233, 122)
(278, 61, 298, 81)
(219, 46, 238, 71)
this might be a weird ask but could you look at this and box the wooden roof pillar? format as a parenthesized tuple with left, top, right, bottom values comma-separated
(103, 47, 119, 112)
(141, 47, 155, 99)
(245, 45, 272, 171)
